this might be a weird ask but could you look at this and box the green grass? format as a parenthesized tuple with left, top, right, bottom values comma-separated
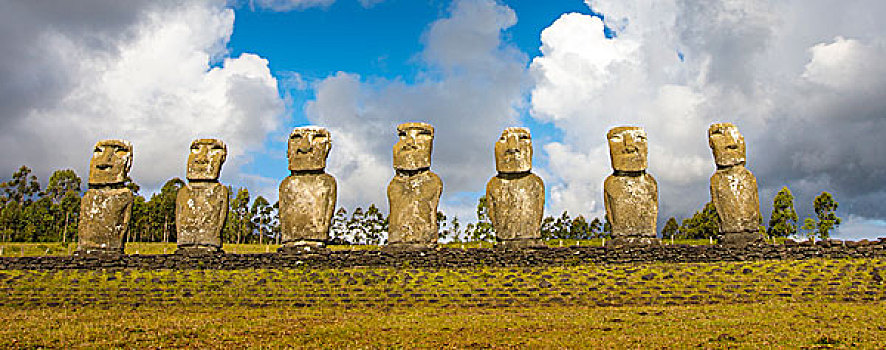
(0, 258, 884, 347)
(1, 302, 883, 348)
(3, 258, 882, 308)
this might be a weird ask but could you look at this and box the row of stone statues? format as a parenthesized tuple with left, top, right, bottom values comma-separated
(75, 122, 762, 255)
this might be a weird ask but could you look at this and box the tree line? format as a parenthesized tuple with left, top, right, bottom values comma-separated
(0, 165, 841, 244)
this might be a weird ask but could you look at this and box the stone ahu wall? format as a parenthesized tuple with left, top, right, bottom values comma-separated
(1, 239, 885, 270)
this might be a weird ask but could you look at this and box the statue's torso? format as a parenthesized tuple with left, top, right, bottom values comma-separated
(486, 173, 544, 240)
(387, 171, 442, 244)
(279, 173, 337, 242)
(604, 173, 658, 238)
(176, 182, 229, 248)
(78, 188, 133, 250)
(711, 166, 760, 233)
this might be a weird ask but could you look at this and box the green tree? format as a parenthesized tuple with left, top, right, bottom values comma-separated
(227, 188, 250, 244)
(812, 191, 841, 239)
(347, 206, 367, 244)
(436, 211, 448, 242)
(250, 196, 272, 245)
(447, 216, 462, 243)
(540, 216, 556, 240)
(0, 165, 42, 205)
(147, 178, 184, 243)
(363, 204, 387, 245)
(270, 201, 280, 245)
(661, 217, 679, 239)
(680, 202, 719, 239)
(129, 195, 149, 243)
(801, 217, 817, 241)
(46, 169, 82, 243)
(602, 216, 612, 239)
(552, 211, 571, 239)
(329, 207, 349, 244)
(570, 215, 591, 240)
(589, 217, 603, 238)
(768, 187, 799, 237)
(0, 166, 42, 241)
(472, 196, 494, 242)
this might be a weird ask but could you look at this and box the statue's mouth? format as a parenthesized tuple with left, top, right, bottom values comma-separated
(96, 164, 112, 171)
(505, 149, 520, 155)
(296, 148, 312, 154)
(726, 144, 739, 150)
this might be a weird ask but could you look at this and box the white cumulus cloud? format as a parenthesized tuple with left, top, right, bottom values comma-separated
(0, 1, 285, 192)
(530, 0, 886, 239)
(304, 0, 527, 221)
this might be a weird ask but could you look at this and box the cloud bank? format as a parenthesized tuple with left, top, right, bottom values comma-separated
(304, 0, 527, 219)
(530, 0, 886, 237)
(0, 1, 284, 192)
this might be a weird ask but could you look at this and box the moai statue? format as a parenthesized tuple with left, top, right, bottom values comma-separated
(486, 127, 545, 249)
(708, 123, 763, 245)
(76, 139, 134, 255)
(603, 126, 659, 246)
(385, 122, 443, 250)
(175, 139, 229, 254)
(278, 126, 337, 253)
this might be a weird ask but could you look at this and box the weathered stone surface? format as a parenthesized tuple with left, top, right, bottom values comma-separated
(279, 126, 337, 252)
(708, 123, 763, 245)
(77, 139, 134, 255)
(87, 139, 133, 185)
(7, 239, 886, 270)
(494, 127, 532, 173)
(288, 126, 331, 172)
(186, 138, 227, 181)
(279, 173, 337, 248)
(487, 128, 545, 248)
(176, 139, 229, 253)
(392, 122, 434, 171)
(604, 127, 658, 245)
(387, 122, 442, 250)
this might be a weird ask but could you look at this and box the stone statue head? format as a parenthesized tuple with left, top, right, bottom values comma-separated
(708, 123, 746, 167)
(88, 139, 133, 185)
(288, 126, 332, 172)
(607, 126, 648, 172)
(495, 127, 532, 173)
(186, 138, 227, 181)
(393, 122, 434, 171)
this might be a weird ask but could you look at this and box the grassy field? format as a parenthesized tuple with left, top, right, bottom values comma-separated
(0, 238, 792, 257)
(1, 258, 884, 347)
(3, 302, 883, 348)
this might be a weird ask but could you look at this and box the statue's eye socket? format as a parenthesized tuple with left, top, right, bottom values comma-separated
(418, 130, 432, 136)
(190, 147, 200, 153)
(291, 134, 302, 139)
(519, 135, 530, 140)
(398, 131, 406, 137)
(712, 130, 723, 135)
(94, 147, 102, 153)
(115, 149, 128, 156)
(610, 136, 622, 142)
(211, 145, 224, 150)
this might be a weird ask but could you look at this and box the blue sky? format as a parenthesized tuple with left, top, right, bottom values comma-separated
(1, 0, 884, 240)
(228, 0, 597, 187)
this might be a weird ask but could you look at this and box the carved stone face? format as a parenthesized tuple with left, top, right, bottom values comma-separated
(393, 122, 434, 171)
(495, 127, 532, 173)
(288, 127, 331, 171)
(186, 139, 227, 181)
(88, 139, 133, 185)
(607, 126, 648, 172)
(708, 123, 746, 167)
